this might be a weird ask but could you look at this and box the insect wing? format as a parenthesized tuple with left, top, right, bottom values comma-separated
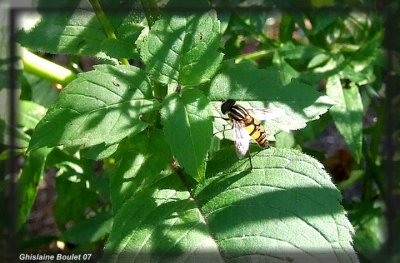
(249, 107, 285, 121)
(233, 121, 250, 159)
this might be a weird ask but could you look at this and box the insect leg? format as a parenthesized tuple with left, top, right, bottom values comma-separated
(213, 125, 233, 136)
(247, 146, 253, 170)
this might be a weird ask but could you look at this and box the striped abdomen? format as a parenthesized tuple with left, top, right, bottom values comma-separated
(226, 103, 269, 148)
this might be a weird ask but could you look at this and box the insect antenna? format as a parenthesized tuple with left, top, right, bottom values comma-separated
(211, 115, 230, 121)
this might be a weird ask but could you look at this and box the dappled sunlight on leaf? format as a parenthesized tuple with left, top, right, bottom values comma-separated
(138, 10, 224, 86)
(28, 65, 159, 150)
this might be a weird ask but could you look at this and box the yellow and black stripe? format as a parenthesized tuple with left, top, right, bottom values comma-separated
(221, 99, 269, 148)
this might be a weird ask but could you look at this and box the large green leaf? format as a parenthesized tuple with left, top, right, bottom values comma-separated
(110, 130, 173, 212)
(104, 172, 222, 263)
(326, 75, 363, 162)
(17, 147, 52, 228)
(138, 10, 223, 86)
(104, 147, 357, 262)
(161, 89, 213, 182)
(208, 61, 334, 135)
(28, 65, 158, 151)
(198, 147, 358, 262)
(18, 1, 143, 59)
(104, 129, 221, 262)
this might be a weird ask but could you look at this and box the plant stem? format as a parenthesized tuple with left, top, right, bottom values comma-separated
(89, 0, 129, 65)
(21, 48, 76, 86)
(235, 50, 273, 63)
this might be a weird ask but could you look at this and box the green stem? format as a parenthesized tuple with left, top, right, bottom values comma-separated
(140, 0, 159, 28)
(21, 48, 76, 86)
(235, 50, 274, 63)
(89, 0, 129, 65)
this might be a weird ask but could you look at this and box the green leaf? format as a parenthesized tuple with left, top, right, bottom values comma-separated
(54, 159, 101, 225)
(81, 143, 119, 160)
(105, 129, 220, 261)
(18, 5, 142, 59)
(19, 100, 47, 130)
(208, 61, 334, 135)
(45, 148, 110, 201)
(326, 76, 363, 162)
(28, 65, 159, 151)
(0, 100, 47, 149)
(308, 53, 330, 68)
(279, 13, 295, 42)
(138, 10, 223, 86)
(104, 172, 222, 262)
(273, 54, 300, 85)
(348, 202, 385, 261)
(278, 43, 324, 61)
(197, 147, 358, 262)
(110, 130, 173, 212)
(161, 89, 213, 182)
(20, 72, 60, 108)
(61, 211, 113, 245)
(17, 147, 52, 228)
(295, 112, 331, 144)
(19, 11, 104, 55)
(275, 131, 296, 148)
(104, 147, 358, 262)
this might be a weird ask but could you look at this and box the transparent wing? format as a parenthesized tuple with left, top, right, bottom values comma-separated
(233, 121, 250, 159)
(249, 107, 285, 121)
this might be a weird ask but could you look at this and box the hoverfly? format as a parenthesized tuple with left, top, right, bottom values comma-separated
(219, 99, 283, 164)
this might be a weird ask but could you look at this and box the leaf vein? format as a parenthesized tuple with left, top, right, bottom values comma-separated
(65, 92, 109, 106)
(83, 78, 125, 99)
(219, 234, 321, 261)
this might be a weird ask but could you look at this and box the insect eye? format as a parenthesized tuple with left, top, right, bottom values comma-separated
(221, 99, 236, 114)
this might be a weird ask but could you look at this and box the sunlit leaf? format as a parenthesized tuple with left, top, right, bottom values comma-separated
(110, 130, 172, 211)
(104, 147, 358, 262)
(208, 61, 334, 136)
(327, 76, 363, 162)
(161, 89, 213, 182)
(198, 147, 358, 262)
(138, 10, 223, 86)
(104, 130, 220, 262)
(28, 65, 159, 151)
(18, 1, 143, 59)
